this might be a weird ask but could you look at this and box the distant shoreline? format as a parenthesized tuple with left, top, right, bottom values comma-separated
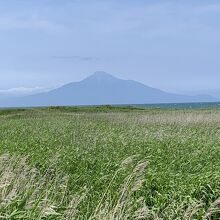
(0, 102, 220, 111)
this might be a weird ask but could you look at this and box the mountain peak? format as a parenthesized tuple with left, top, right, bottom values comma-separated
(83, 71, 117, 82)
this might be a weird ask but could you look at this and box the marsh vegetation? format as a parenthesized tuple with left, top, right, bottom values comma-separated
(0, 106, 220, 219)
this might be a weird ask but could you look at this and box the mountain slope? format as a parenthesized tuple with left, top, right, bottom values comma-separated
(0, 71, 218, 107)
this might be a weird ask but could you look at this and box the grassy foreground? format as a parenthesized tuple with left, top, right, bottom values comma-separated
(0, 106, 220, 219)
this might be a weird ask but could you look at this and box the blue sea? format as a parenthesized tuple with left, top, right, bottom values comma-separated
(134, 102, 220, 109)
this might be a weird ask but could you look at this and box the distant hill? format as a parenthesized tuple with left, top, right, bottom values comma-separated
(0, 71, 218, 107)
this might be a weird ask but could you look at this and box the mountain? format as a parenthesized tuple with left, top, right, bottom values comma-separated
(0, 71, 218, 107)
(181, 89, 220, 100)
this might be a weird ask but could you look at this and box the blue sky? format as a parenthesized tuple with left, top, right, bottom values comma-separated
(0, 0, 220, 96)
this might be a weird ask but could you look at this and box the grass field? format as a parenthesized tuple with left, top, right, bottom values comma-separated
(0, 106, 220, 219)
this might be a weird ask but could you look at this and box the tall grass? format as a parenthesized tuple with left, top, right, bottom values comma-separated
(0, 108, 220, 219)
(0, 154, 149, 219)
(1, 154, 220, 219)
(0, 154, 70, 219)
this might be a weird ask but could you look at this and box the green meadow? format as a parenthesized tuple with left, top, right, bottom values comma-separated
(0, 106, 220, 219)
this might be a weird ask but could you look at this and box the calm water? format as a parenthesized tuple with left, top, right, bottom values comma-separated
(134, 102, 220, 109)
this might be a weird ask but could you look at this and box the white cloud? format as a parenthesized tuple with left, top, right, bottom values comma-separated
(0, 86, 52, 97)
